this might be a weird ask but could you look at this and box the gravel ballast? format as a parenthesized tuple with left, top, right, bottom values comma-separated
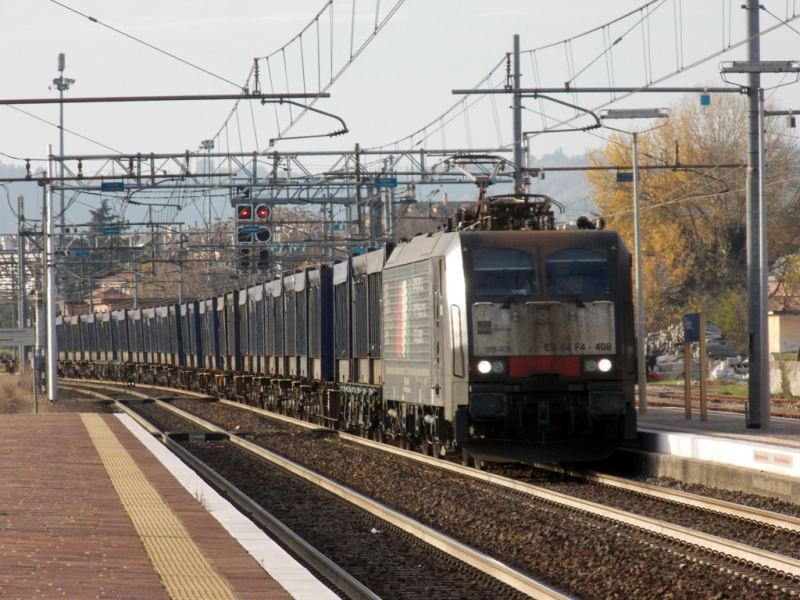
(168, 398, 793, 599)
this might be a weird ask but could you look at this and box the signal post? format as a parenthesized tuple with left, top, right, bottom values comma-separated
(234, 190, 272, 277)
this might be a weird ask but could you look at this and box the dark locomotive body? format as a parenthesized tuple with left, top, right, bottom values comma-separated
(57, 198, 637, 464)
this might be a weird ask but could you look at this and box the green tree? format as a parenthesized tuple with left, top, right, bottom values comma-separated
(88, 198, 116, 233)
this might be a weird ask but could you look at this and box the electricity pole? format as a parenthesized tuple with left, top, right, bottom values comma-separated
(745, 0, 765, 429)
(45, 151, 57, 403)
(512, 34, 523, 192)
(17, 195, 26, 373)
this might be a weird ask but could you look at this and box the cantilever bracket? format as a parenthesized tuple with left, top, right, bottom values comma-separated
(265, 99, 349, 145)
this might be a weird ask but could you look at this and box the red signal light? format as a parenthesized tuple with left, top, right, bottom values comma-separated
(237, 204, 253, 220)
(256, 204, 270, 220)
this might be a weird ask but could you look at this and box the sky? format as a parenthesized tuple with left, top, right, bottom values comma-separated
(1, 0, 800, 231)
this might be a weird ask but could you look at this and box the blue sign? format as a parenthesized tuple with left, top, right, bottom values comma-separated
(242, 225, 260, 234)
(616, 172, 634, 183)
(102, 226, 120, 235)
(374, 177, 397, 188)
(700, 93, 711, 106)
(100, 181, 125, 192)
(74, 250, 90, 258)
(683, 313, 701, 343)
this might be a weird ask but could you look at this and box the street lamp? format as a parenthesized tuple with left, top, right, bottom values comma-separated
(51, 53, 74, 249)
(600, 108, 669, 415)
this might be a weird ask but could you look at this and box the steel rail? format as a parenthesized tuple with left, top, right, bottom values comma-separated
(211, 398, 800, 533)
(642, 398, 800, 420)
(231, 401, 800, 578)
(163, 392, 800, 581)
(526, 462, 800, 534)
(64, 380, 576, 597)
(63, 379, 574, 599)
(62, 380, 800, 581)
(152, 398, 574, 600)
(57, 381, 382, 600)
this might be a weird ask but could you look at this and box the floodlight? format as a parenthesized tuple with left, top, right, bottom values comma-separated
(600, 109, 668, 120)
(720, 61, 800, 73)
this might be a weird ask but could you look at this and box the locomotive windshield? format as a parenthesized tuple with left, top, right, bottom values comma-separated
(473, 248, 538, 297)
(545, 248, 610, 296)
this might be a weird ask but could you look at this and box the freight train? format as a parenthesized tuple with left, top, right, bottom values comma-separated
(57, 194, 637, 464)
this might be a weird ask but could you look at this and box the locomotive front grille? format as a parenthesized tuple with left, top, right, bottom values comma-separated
(588, 391, 627, 416)
(469, 392, 508, 420)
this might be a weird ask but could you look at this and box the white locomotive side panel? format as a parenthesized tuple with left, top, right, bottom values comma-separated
(382, 260, 437, 404)
(472, 300, 615, 356)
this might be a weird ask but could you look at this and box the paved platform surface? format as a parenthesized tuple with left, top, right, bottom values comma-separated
(637, 406, 800, 448)
(0, 413, 327, 599)
(635, 406, 800, 479)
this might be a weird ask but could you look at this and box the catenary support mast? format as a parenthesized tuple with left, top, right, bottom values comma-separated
(745, 0, 765, 428)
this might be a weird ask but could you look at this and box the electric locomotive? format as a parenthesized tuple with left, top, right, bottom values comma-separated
(378, 195, 637, 464)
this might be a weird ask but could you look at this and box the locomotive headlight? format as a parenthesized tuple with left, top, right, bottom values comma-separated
(598, 358, 613, 372)
(584, 359, 597, 372)
(477, 360, 493, 374)
(491, 360, 506, 374)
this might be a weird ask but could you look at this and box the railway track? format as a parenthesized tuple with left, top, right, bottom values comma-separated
(61, 378, 800, 598)
(641, 387, 800, 419)
(60, 380, 561, 600)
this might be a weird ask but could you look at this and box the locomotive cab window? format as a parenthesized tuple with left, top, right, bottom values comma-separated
(545, 248, 610, 296)
(473, 248, 538, 297)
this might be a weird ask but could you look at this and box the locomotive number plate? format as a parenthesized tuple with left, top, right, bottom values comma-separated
(543, 342, 613, 352)
(483, 345, 512, 353)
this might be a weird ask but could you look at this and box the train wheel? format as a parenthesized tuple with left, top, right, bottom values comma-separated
(421, 438, 431, 456)
(431, 443, 442, 459)
(461, 448, 484, 470)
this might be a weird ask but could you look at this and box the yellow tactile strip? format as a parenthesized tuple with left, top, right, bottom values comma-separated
(81, 413, 239, 600)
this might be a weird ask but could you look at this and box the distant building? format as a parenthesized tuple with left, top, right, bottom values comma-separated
(96, 272, 134, 295)
(769, 280, 800, 354)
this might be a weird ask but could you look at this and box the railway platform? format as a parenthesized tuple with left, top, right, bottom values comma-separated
(627, 405, 800, 501)
(0, 412, 338, 599)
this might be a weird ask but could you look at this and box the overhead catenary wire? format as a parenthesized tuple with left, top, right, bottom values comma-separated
(4, 105, 122, 155)
(374, 0, 800, 159)
(516, 13, 800, 151)
(48, 0, 242, 89)
(372, 0, 666, 152)
(182, 0, 406, 222)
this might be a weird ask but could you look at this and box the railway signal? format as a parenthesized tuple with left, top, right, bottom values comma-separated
(255, 204, 270, 220)
(237, 204, 253, 221)
(237, 224, 271, 244)
(238, 247, 251, 276)
(255, 226, 271, 243)
(256, 249, 270, 276)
